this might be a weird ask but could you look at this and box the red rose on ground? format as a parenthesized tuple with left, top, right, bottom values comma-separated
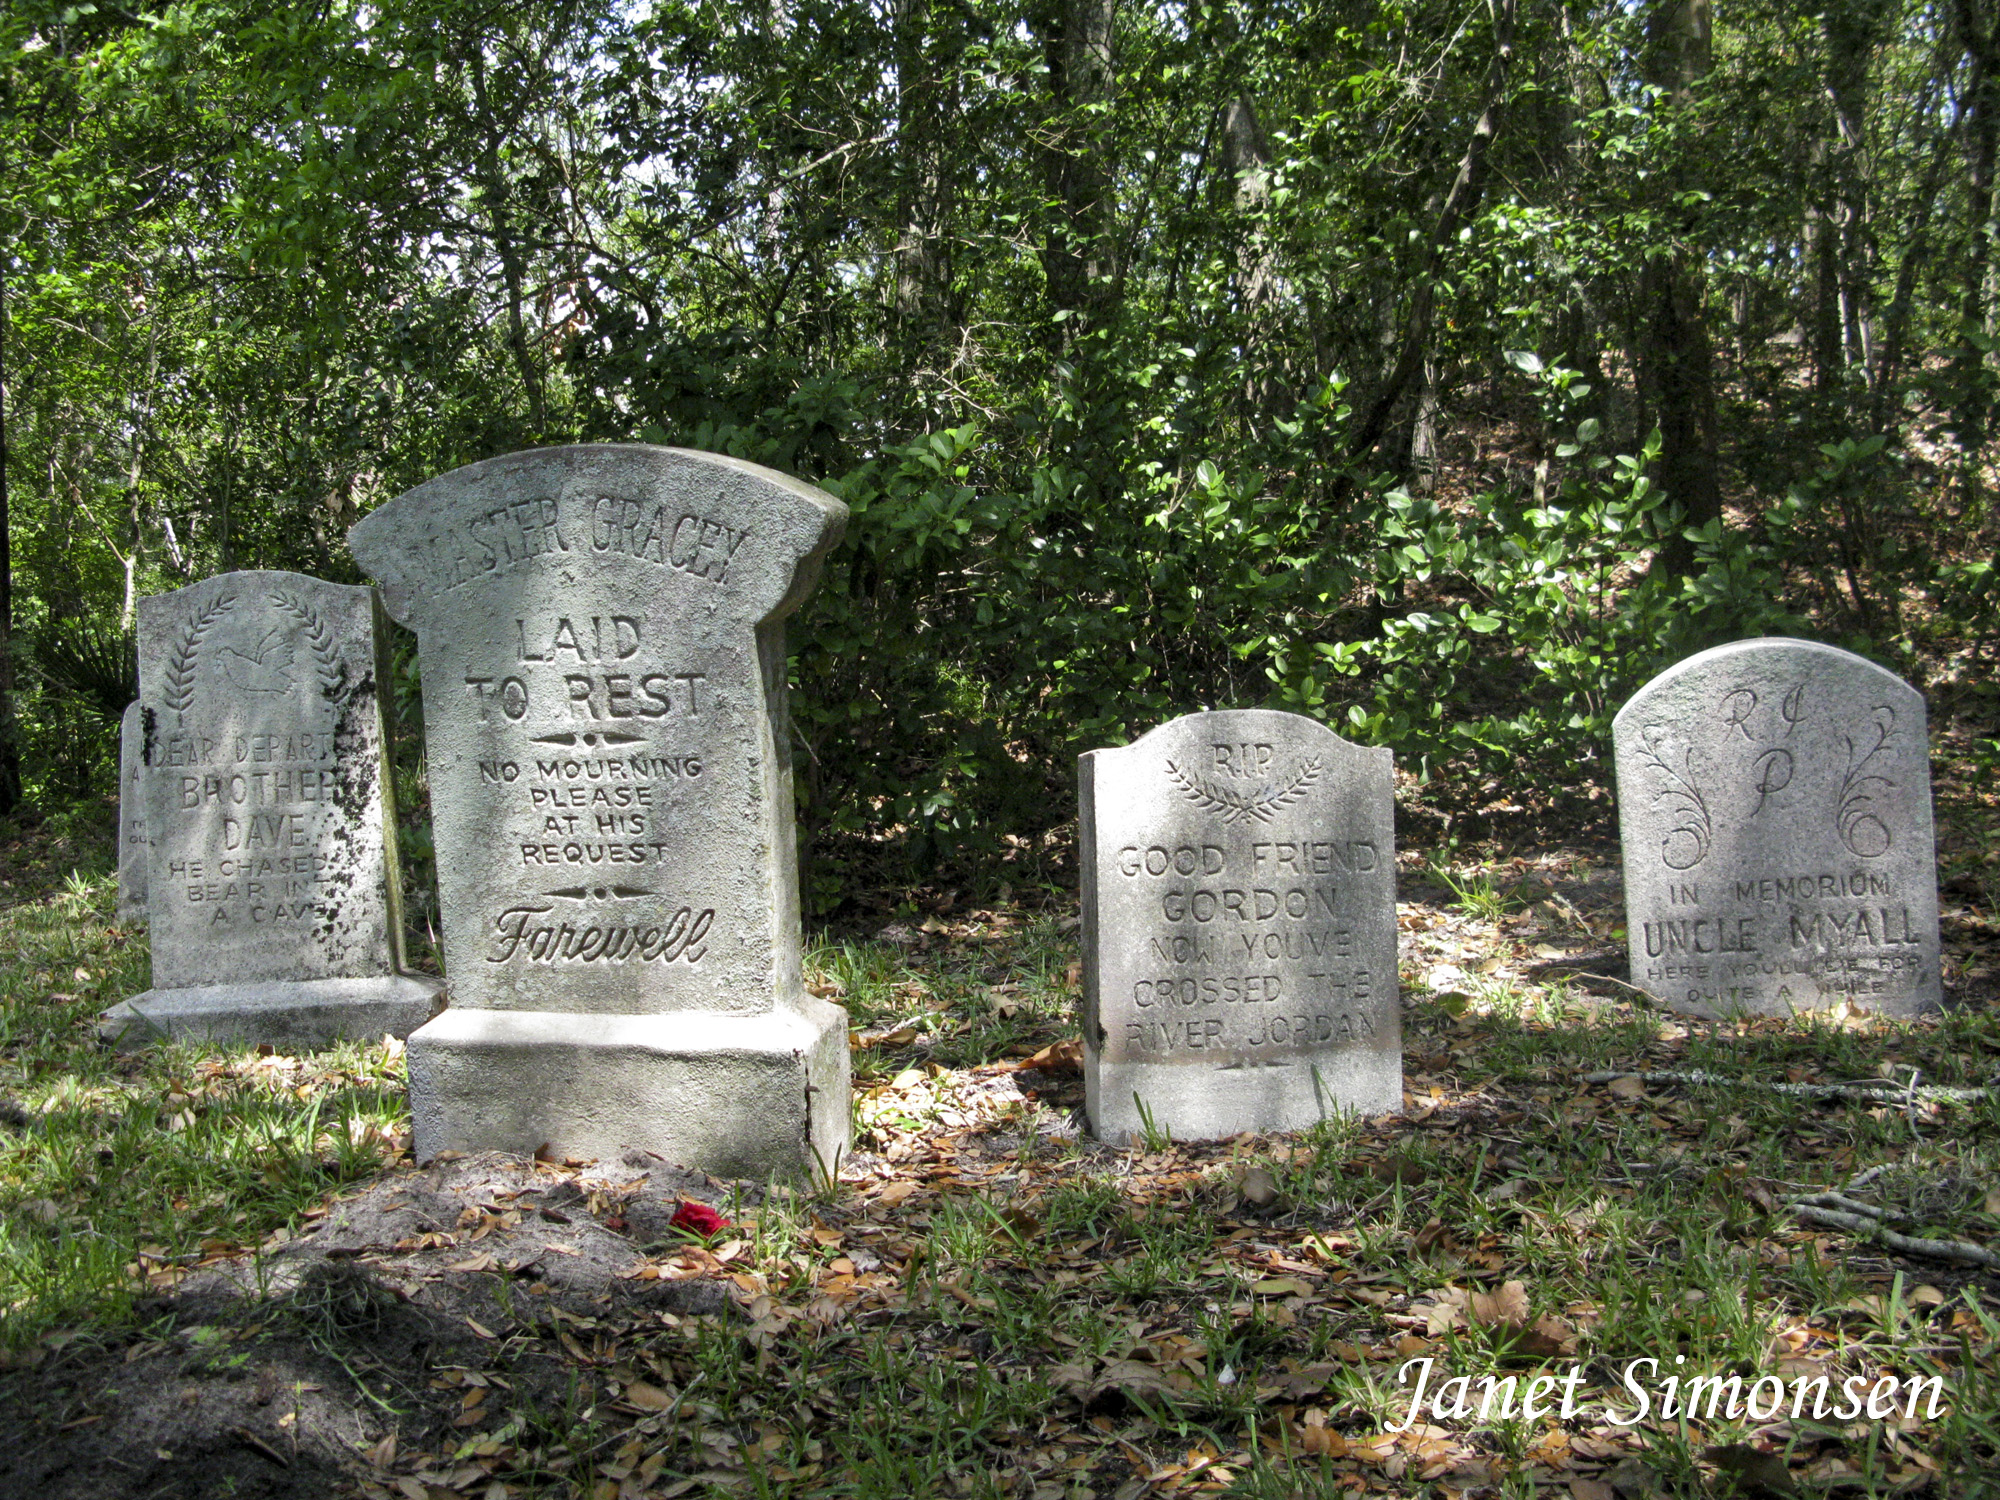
(669, 1200, 730, 1236)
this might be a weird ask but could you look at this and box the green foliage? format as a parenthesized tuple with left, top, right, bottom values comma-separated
(5, 0, 1996, 878)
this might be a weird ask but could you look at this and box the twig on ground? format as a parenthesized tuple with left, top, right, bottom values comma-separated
(1583, 1070, 1991, 1104)
(1787, 1202, 1999, 1268)
(1793, 1192, 1887, 1219)
(1556, 972, 1670, 1007)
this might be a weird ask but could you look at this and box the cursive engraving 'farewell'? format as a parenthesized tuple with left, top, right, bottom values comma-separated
(486, 905, 713, 964)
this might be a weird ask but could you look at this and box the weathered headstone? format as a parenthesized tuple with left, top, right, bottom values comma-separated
(117, 701, 148, 924)
(1080, 709, 1402, 1142)
(347, 445, 851, 1180)
(1614, 637, 1942, 1017)
(100, 572, 442, 1045)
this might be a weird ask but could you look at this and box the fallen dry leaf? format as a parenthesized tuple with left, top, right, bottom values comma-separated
(1704, 1442, 1796, 1496)
(1016, 1038, 1082, 1074)
(622, 1380, 677, 1411)
(1467, 1278, 1530, 1331)
(1237, 1165, 1281, 1209)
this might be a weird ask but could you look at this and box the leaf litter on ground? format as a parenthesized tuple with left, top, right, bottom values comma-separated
(0, 849, 1997, 1496)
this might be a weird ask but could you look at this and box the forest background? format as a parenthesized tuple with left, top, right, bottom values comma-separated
(5, 0, 1999, 912)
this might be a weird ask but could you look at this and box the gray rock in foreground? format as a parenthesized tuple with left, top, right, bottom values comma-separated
(103, 571, 440, 1046)
(1614, 636, 1942, 1018)
(1081, 709, 1402, 1142)
(348, 445, 850, 1181)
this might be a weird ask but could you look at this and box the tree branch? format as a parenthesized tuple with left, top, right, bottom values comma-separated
(1344, 0, 1517, 464)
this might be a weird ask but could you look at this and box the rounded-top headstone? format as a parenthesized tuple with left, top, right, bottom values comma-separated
(1613, 637, 1941, 1017)
(102, 570, 440, 1046)
(1080, 708, 1402, 1142)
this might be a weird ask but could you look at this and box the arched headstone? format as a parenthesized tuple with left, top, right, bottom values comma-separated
(1613, 638, 1941, 1017)
(1080, 709, 1402, 1141)
(102, 572, 441, 1045)
(348, 445, 850, 1179)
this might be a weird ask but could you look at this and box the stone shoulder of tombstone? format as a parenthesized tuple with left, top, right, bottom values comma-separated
(99, 570, 442, 1048)
(1613, 636, 1942, 1018)
(116, 700, 149, 925)
(1080, 708, 1402, 1143)
(347, 444, 850, 1182)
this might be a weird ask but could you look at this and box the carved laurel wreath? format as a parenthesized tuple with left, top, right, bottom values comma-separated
(1164, 756, 1321, 825)
(268, 588, 347, 699)
(164, 594, 237, 716)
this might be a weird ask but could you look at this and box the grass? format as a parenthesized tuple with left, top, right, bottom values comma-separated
(0, 866, 410, 1344)
(0, 838, 1997, 1496)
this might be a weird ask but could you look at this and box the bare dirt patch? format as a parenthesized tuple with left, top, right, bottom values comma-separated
(0, 1152, 742, 1499)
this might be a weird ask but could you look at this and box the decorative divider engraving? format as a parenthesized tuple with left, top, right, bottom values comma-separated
(1165, 755, 1322, 825)
(164, 594, 236, 718)
(1635, 725, 1713, 871)
(269, 587, 349, 700)
(1083, 710, 1399, 1142)
(1838, 706, 1897, 858)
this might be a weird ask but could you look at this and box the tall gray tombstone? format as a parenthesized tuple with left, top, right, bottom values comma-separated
(1614, 637, 1942, 1017)
(101, 571, 441, 1045)
(347, 445, 851, 1180)
(1080, 709, 1402, 1142)
(116, 701, 148, 924)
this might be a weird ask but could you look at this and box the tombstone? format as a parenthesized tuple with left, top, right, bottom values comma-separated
(346, 445, 851, 1181)
(116, 701, 148, 924)
(1614, 637, 1942, 1018)
(98, 572, 442, 1046)
(1080, 709, 1402, 1142)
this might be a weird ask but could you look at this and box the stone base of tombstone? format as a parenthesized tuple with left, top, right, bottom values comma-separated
(98, 974, 443, 1050)
(405, 998, 851, 1182)
(1087, 1051, 1402, 1146)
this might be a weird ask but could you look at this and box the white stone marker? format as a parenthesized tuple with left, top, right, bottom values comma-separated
(347, 445, 851, 1180)
(101, 571, 441, 1045)
(1614, 637, 1942, 1017)
(1080, 709, 1401, 1142)
(116, 701, 148, 924)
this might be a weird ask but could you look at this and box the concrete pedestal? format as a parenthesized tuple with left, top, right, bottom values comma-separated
(406, 996, 851, 1181)
(100, 974, 443, 1049)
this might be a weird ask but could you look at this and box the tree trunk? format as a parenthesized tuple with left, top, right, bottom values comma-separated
(118, 294, 158, 634)
(0, 249, 21, 813)
(1344, 0, 1516, 464)
(1034, 0, 1118, 346)
(1640, 0, 1723, 575)
(890, 0, 963, 396)
(1822, 0, 1891, 397)
(1951, 0, 2000, 495)
(1220, 92, 1286, 420)
(1872, 99, 1954, 429)
(467, 45, 548, 439)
